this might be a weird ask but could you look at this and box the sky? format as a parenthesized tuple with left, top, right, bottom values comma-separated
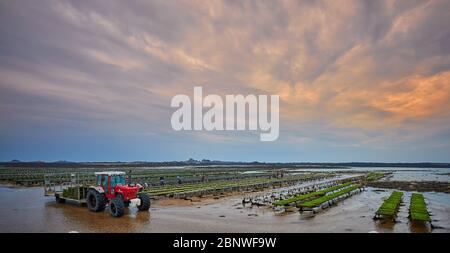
(1, 0, 450, 162)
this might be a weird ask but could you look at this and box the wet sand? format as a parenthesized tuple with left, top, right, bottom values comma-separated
(0, 185, 449, 233)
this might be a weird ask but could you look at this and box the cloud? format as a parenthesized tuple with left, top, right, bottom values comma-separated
(0, 0, 449, 161)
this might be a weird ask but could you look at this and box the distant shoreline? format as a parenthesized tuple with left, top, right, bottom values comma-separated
(1, 161, 449, 168)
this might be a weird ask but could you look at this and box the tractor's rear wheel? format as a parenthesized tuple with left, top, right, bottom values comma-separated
(86, 189, 106, 212)
(137, 193, 151, 211)
(109, 197, 125, 217)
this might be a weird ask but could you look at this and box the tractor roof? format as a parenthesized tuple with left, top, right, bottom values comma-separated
(94, 171, 126, 176)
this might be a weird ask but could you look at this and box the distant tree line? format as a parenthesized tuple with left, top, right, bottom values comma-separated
(1, 160, 449, 168)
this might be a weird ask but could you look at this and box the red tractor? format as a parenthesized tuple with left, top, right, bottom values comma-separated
(86, 171, 150, 217)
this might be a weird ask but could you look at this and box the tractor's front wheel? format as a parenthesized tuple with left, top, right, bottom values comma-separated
(109, 197, 125, 217)
(86, 189, 106, 212)
(137, 193, 151, 211)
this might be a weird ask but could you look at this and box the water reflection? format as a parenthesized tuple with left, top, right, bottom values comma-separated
(43, 201, 152, 232)
(409, 221, 432, 233)
(374, 220, 396, 231)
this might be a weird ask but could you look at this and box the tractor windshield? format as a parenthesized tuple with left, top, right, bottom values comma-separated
(110, 175, 125, 187)
(96, 175, 108, 188)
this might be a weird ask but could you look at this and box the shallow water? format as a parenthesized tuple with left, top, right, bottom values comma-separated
(0, 184, 449, 233)
(291, 167, 450, 182)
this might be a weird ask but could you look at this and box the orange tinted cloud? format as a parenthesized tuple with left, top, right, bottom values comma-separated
(371, 71, 450, 121)
(1, 0, 450, 161)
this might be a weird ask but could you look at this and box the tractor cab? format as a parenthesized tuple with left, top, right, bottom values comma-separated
(95, 171, 126, 189)
(94, 171, 141, 201)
